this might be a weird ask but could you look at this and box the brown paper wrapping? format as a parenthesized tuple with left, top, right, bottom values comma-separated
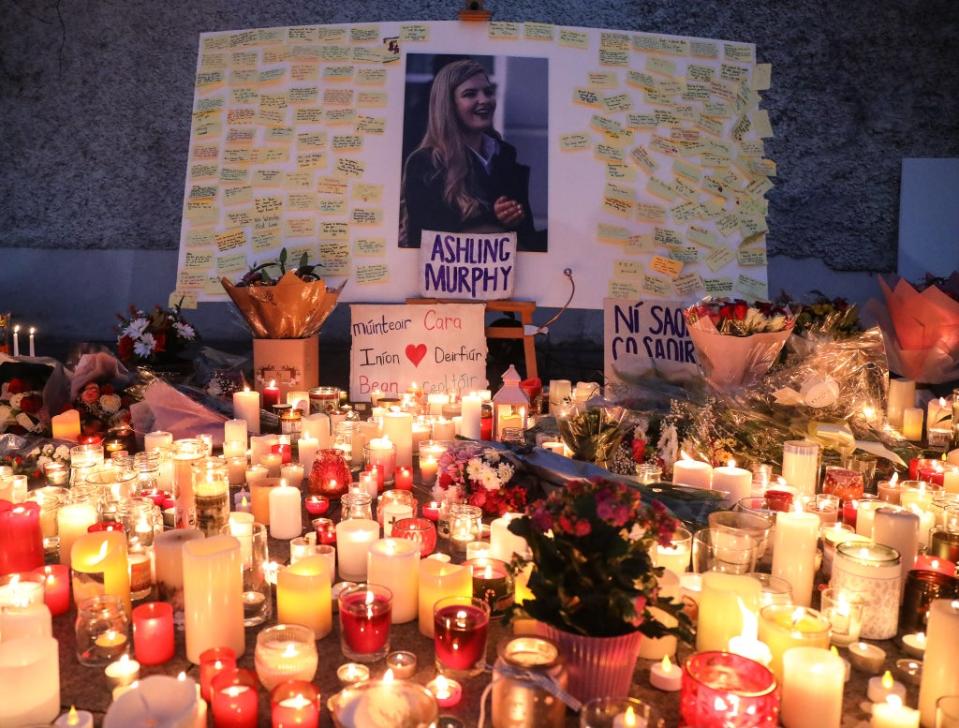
(221, 271, 345, 339)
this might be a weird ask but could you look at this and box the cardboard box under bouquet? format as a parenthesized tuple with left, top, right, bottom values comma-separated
(253, 335, 319, 399)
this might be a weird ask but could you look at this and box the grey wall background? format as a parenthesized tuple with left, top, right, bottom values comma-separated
(1, 1, 958, 349)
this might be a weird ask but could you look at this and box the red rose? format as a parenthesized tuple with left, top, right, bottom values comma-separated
(6, 378, 26, 394)
(631, 438, 646, 463)
(18, 394, 41, 414)
(100, 384, 115, 395)
(154, 332, 167, 353)
(117, 336, 134, 361)
(80, 384, 100, 404)
(733, 302, 748, 320)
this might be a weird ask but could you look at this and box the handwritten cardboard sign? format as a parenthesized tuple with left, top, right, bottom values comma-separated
(604, 298, 698, 385)
(350, 303, 488, 400)
(419, 230, 515, 301)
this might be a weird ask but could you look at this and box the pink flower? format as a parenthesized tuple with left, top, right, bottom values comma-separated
(629, 595, 647, 626)
(80, 384, 100, 405)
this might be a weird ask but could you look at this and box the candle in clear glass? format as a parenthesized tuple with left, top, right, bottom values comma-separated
(650, 526, 692, 573)
(433, 595, 491, 678)
(336, 519, 379, 582)
(132, 602, 174, 665)
(820, 587, 865, 646)
(199, 646, 237, 701)
(831, 542, 902, 640)
(192, 457, 230, 537)
(367, 538, 420, 623)
(696, 572, 761, 652)
(74, 594, 129, 665)
(313, 518, 336, 545)
(449, 504, 483, 555)
(183, 534, 245, 664)
(379, 489, 416, 536)
(172, 439, 205, 530)
(338, 583, 393, 662)
(365, 438, 397, 482)
(277, 555, 332, 640)
(465, 557, 512, 615)
(270, 681, 320, 728)
(758, 604, 831, 681)
(211, 668, 259, 728)
(254, 624, 319, 691)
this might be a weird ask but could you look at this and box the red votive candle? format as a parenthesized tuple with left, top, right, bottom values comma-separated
(913, 554, 957, 577)
(270, 680, 319, 728)
(304, 495, 329, 516)
(32, 564, 70, 616)
(338, 584, 393, 662)
(842, 499, 860, 529)
(88, 521, 125, 533)
(132, 601, 175, 665)
(680, 651, 779, 727)
(394, 466, 413, 491)
(200, 646, 237, 702)
(426, 675, 463, 708)
(272, 442, 292, 465)
(139, 489, 168, 507)
(262, 381, 281, 410)
(312, 518, 336, 545)
(422, 501, 441, 522)
(211, 668, 259, 728)
(391, 517, 437, 557)
(433, 596, 491, 677)
(0, 500, 44, 575)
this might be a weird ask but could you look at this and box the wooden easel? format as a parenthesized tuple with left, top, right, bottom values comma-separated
(405, 298, 538, 379)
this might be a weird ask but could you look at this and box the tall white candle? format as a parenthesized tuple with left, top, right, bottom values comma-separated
(302, 414, 331, 448)
(460, 394, 482, 440)
(887, 379, 915, 430)
(12, 325, 19, 358)
(782, 440, 821, 497)
(490, 513, 529, 563)
(28, 328, 35, 358)
(711, 461, 753, 505)
(154, 529, 204, 599)
(297, 435, 319, 474)
(182, 534, 244, 663)
(0, 636, 59, 725)
(383, 411, 413, 469)
(873, 508, 919, 589)
(367, 538, 420, 624)
(0, 602, 52, 641)
(772, 509, 820, 606)
(269, 481, 302, 540)
(232, 388, 261, 435)
(672, 458, 713, 489)
(781, 647, 844, 728)
(223, 419, 248, 446)
(428, 393, 450, 415)
(918, 599, 959, 726)
(336, 519, 380, 582)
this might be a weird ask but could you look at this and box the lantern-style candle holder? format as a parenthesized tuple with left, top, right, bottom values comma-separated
(899, 569, 959, 636)
(492, 365, 529, 442)
(391, 517, 437, 557)
(831, 541, 902, 640)
(309, 386, 340, 414)
(341, 491, 373, 521)
(680, 651, 779, 727)
(822, 466, 865, 503)
(308, 449, 351, 499)
(193, 457, 230, 537)
(377, 489, 417, 535)
(448, 504, 483, 557)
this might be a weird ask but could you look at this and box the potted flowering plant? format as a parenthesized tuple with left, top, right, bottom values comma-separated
(115, 301, 198, 366)
(434, 441, 526, 517)
(508, 477, 692, 703)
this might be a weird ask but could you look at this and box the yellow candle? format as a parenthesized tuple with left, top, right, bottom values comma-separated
(758, 604, 831, 681)
(418, 558, 473, 637)
(696, 572, 761, 652)
(51, 409, 81, 442)
(57, 502, 98, 566)
(276, 555, 332, 639)
(514, 562, 534, 605)
(902, 407, 924, 441)
(251, 478, 278, 525)
(71, 531, 130, 614)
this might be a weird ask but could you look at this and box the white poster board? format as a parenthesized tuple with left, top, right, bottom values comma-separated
(604, 297, 698, 385)
(175, 21, 773, 310)
(349, 303, 488, 400)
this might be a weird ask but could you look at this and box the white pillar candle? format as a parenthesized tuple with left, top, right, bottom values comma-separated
(772, 509, 820, 606)
(912, 507, 935, 549)
(336, 519, 380, 582)
(874, 508, 919, 589)
(672, 458, 713, 489)
(286, 390, 310, 415)
(419, 558, 473, 637)
(696, 572, 761, 652)
(711, 461, 753, 505)
(432, 418, 456, 441)
(277, 555, 333, 639)
(297, 435, 319, 475)
(887, 379, 916, 430)
(782, 440, 821, 498)
(227, 456, 247, 486)
(902, 407, 924, 441)
(143, 431, 174, 452)
(269, 481, 302, 540)
(490, 513, 529, 563)
(857, 500, 885, 538)
(943, 467, 959, 494)
(367, 538, 420, 624)
(0, 602, 52, 641)
(460, 394, 482, 440)
(250, 435, 279, 466)
(154, 529, 204, 598)
(428, 393, 450, 415)
(871, 695, 919, 728)
(223, 419, 248, 446)
(0, 580, 43, 608)
(382, 502, 414, 538)
(222, 440, 246, 459)
(261, 452, 282, 477)
(367, 437, 396, 480)
(232, 389, 261, 435)
(280, 463, 304, 485)
(918, 599, 959, 726)
(383, 411, 414, 469)
(245, 464, 268, 488)
(781, 647, 844, 728)
(0, 636, 59, 725)
(182, 534, 244, 663)
(227, 512, 255, 566)
(302, 414, 331, 448)
(56, 501, 98, 565)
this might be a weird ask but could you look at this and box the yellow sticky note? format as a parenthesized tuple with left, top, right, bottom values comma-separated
(673, 272, 705, 298)
(318, 241, 351, 276)
(184, 250, 214, 269)
(288, 193, 317, 211)
(400, 24, 429, 42)
(609, 279, 640, 298)
(635, 203, 667, 224)
(320, 221, 349, 240)
(750, 110, 774, 138)
(560, 133, 591, 151)
(688, 226, 718, 249)
(356, 263, 389, 284)
(169, 290, 198, 309)
(354, 237, 386, 256)
(642, 273, 671, 296)
(295, 107, 324, 123)
(285, 172, 312, 190)
(599, 49, 629, 67)
(318, 196, 347, 215)
(573, 88, 602, 107)
(606, 163, 636, 182)
(650, 255, 683, 279)
(625, 234, 655, 254)
(489, 22, 521, 40)
(602, 93, 634, 113)
(325, 108, 356, 125)
(317, 176, 348, 196)
(654, 227, 683, 247)
(647, 177, 677, 202)
(357, 68, 387, 85)
(351, 207, 382, 225)
(223, 185, 252, 206)
(559, 29, 589, 49)
(352, 183, 383, 203)
(524, 22, 554, 41)
(350, 26, 380, 43)
(332, 135, 363, 153)
(603, 195, 634, 219)
(736, 273, 767, 300)
(296, 151, 327, 170)
(705, 246, 735, 272)
(613, 259, 644, 279)
(286, 217, 317, 237)
(704, 277, 734, 295)
(291, 64, 319, 83)
(588, 72, 618, 88)
(646, 56, 676, 78)
(335, 158, 365, 179)
(738, 246, 767, 267)
(323, 88, 354, 106)
(356, 115, 386, 134)
(357, 91, 387, 108)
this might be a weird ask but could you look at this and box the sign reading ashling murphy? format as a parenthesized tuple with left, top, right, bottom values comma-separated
(419, 230, 515, 300)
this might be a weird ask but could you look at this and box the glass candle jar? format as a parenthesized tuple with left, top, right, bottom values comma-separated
(192, 457, 230, 537)
(377, 489, 416, 535)
(831, 541, 902, 639)
(434, 595, 491, 679)
(492, 636, 567, 728)
(823, 465, 865, 503)
(70, 443, 104, 486)
(133, 451, 161, 493)
(757, 604, 831, 681)
(680, 651, 779, 728)
(898, 568, 959, 636)
(172, 438, 205, 530)
(391, 517, 437, 557)
(364, 438, 397, 483)
(254, 624, 319, 691)
(271, 680, 320, 728)
(211, 668, 259, 728)
(309, 387, 341, 414)
(338, 583, 393, 663)
(75, 594, 130, 665)
(308, 449, 350, 499)
(820, 587, 865, 646)
(341, 491, 373, 521)
(448, 504, 483, 556)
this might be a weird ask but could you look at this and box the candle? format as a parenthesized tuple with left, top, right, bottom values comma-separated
(251, 477, 278, 525)
(419, 455, 438, 486)
(336, 662, 370, 686)
(32, 564, 70, 616)
(831, 542, 902, 640)
(874, 507, 920, 588)
(0, 599, 52, 641)
(385, 650, 418, 679)
(913, 555, 957, 577)
(366, 437, 396, 481)
(51, 409, 81, 442)
(132, 601, 174, 665)
(489, 512, 529, 563)
(650, 526, 692, 574)
(0, 635, 59, 725)
(338, 584, 393, 662)
(918, 599, 959, 725)
(637, 569, 680, 661)
(857, 499, 886, 538)
(297, 436, 320, 477)
(679, 651, 778, 726)
(281, 462, 304, 486)
(103, 675, 196, 727)
(286, 390, 310, 415)
(71, 531, 131, 614)
(820, 587, 864, 646)
(56, 501, 98, 566)
(0, 501, 44, 575)
(11, 325, 19, 357)
(105, 653, 141, 688)
(900, 632, 926, 658)
(712, 459, 753, 505)
(211, 669, 259, 728)
(336, 519, 380, 582)
(394, 465, 413, 491)
(869, 670, 907, 703)
(245, 463, 268, 488)
(383, 411, 413, 469)
(54, 707, 94, 728)
(848, 641, 887, 672)
(758, 605, 831, 681)
(460, 393, 482, 440)
(304, 495, 329, 516)
(696, 572, 761, 652)
(871, 694, 920, 728)
(182, 534, 245, 663)
(649, 654, 682, 692)
(781, 647, 845, 728)
(879, 474, 903, 504)
(254, 624, 318, 691)
(772, 507, 820, 606)
(902, 407, 924, 441)
(433, 417, 456, 441)
(262, 380, 281, 410)
(199, 647, 236, 701)
(302, 414, 331, 448)
(154, 528, 204, 613)
(312, 518, 336, 545)
(277, 555, 333, 639)
(262, 452, 282, 477)
(419, 558, 473, 637)
(143, 430, 173, 452)
(671, 455, 713, 489)
(887, 379, 916, 430)
(782, 439, 821, 497)
(367, 538, 419, 624)
(358, 471, 378, 499)
(943, 467, 959, 494)
(422, 500, 441, 522)
(270, 681, 320, 728)
(269, 480, 302, 540)
(250, 435, 278, 466)
(466, 557, 512, 615)
(426, 675, 462, 709)
(428, 392, 450, 415)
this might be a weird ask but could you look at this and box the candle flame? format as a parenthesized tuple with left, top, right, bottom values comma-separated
(931, 560, 940, 569)
(67, 706, 79, 725)
(269, 379, 276, 388)
(241, 495, 249, 507)
(916, 632, 926, 645)
(881, 671, 893, 689)
(13, 325, 19, 333)
(29, 327, 35, 335)
(623, 706, 637, 727)
(282, 643, 298, 658)
(940, 397, 947, 407)
(790, 607, 805, 627)
(830, 646, 839, 657)
(680, 450, 692, 461)
(776, 475, 787, 486)
(727, 458, 736, 468)
(433, 675, 450, 696)
(890, 472, 899, 486)
(886, 694, 903, 709)
(383, 668, 395, 683)
(177, 671, 187, 681)
(713, 696, 728, 712)
(365, 590, 375, 606)
(661, 655, 673, 673)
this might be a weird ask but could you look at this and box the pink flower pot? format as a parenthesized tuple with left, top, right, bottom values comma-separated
(540, 624, 644, 704)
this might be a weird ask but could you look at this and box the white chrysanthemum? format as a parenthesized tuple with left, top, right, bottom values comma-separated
(8, 393, 24, 411)
(55, 445, 70, 460)
(99, 394, 122, 414)
(124, 318, 149, 339)
(466, 458, 485, 481)
(483, 448, 500, 463)
(768, 314, 786, 332)
(42, 443, 54, 456)
(134, 333, 156, 358)
(497, 463, 514, 482)
(174, 322, 196, 341)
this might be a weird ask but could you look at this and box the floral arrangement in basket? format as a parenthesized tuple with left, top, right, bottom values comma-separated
(508, 477, 692, 640)
(433, 441, 527, 516)
(0, 378, 44, 435)
(115, 302, 198, 364)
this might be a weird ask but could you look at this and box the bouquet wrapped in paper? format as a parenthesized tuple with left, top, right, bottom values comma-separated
(684, 298, 794, 390)
(874, 275, 959, 383)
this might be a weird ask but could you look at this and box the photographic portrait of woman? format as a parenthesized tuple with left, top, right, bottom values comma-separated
(400, 58, 547, 252)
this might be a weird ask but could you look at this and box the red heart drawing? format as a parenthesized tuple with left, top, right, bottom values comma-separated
(405, 343, 427, 367)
